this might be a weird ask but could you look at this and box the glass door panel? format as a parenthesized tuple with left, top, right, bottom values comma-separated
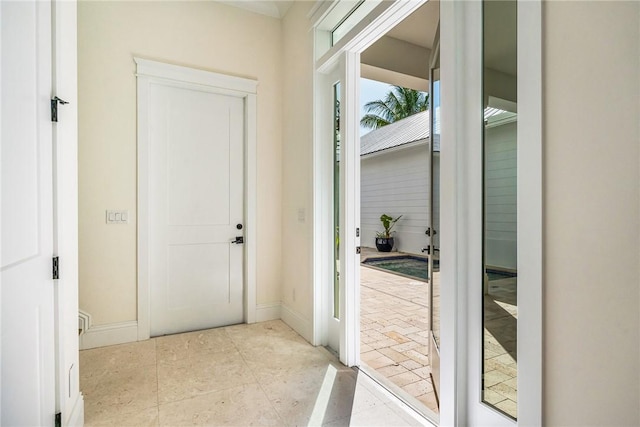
(482, 0, 518, 420)
(326, 66, 342, 355)
(333, 81, 341, 321)
(429, 67, 441, 400)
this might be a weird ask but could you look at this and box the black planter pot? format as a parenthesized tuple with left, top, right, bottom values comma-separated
(375, 237, 394, 252)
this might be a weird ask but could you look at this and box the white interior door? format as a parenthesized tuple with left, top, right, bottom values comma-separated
(148, 82, 245, 337)
(1, 1, 56, 424)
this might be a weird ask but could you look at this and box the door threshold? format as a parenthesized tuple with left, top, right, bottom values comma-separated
(357, 363, 440, 426)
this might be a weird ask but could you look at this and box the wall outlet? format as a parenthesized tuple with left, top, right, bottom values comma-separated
(106, 210, 129, 224)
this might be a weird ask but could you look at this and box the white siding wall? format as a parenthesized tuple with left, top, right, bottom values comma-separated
(484, 120, 517, 270)
(360, 144, 433, 255)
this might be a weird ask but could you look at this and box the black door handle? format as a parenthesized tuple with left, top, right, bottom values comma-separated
(231, 236, 244, 244)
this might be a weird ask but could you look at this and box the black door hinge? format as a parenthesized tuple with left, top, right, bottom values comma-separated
(55, 412, 61, 427)
(53, 256, 59, 280)
(51, 96, 69, 122)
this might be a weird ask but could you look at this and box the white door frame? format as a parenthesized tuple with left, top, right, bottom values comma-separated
(136, 58, 258, 340)
(440, 1, 543, 425)
(52, 0, 84, 424)
(312, 0, 543, 425)
(311, 0, 427, 365)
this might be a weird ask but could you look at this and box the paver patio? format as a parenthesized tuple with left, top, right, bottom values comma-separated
(360, 249, 517, 418)
(359, 257, 439, 414)
(483, 276, 518, 418)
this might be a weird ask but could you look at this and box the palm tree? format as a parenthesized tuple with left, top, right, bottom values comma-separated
(360, 86, 428, 130)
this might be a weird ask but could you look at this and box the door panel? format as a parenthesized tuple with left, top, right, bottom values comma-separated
(149, 82, 244, 337)
(167, 244, 230, 308)
(1, 0, 56, 424)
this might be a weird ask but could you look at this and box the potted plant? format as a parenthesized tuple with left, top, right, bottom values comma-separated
(375, 214, 402, 252)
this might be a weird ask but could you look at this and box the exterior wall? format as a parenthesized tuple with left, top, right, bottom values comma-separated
(543, 1, 640, 425)
(78, 1, 283, 326)
(484, 121, 516, 270)
(280, 0, 315, 340)
(360, 144, 435, 255)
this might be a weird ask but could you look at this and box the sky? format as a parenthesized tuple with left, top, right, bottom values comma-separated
(359, 77, 437, 136)
(359, 78, 394, 135)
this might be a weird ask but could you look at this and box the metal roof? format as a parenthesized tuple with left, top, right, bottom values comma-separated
(360, 107, 513, 156)
(360, 110, 432, 157)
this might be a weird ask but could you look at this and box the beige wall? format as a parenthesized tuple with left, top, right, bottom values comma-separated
(78, 1, 283, 325)
(280, 0, 315, 333)
(543, 2, 639, 425)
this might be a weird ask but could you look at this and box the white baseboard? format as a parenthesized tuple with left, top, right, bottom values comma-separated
(79, 321, 139, 350)
(78, 310, 91, 335)
(280, 304, 313, 343)
(66, 392, 85, 427)
(255, 302, 281, 322)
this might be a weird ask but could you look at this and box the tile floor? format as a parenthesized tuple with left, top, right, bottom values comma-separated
(80, 320, 431, 426)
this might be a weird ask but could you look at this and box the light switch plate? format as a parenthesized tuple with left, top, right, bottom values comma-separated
(106, 210, 129, 224)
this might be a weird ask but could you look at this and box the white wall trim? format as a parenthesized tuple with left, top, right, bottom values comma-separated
(517, 1, 543, 424)
(134, 57, 257, 95)
(281, 304, 313, 343)
(244, 93, 258, 324)
(66, 392, 84, 427)
(79, 321, 139, 350)
(136, 59, 258, 340)
(78, 309, 91, 335)
(255, 303, 281, 322)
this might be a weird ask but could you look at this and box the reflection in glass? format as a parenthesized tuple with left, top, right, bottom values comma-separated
(429, 71, 442, 400)
(333, 82, 341, 319)
(482, 0, 518, 419)
(430, 76, 441, 349)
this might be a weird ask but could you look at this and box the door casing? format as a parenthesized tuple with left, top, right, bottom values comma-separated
(136, 58, 258, 340)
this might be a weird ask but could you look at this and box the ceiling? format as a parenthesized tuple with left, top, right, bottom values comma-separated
(361, 1, 439, 84)
(219, 0, 293, 19)
(386, 0, 440, 50)
(483, 0, 517, 76)
(366, 0, 516, 78)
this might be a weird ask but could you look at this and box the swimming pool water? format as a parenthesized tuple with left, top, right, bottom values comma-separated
(363, 256, 516, 282)
(363, 256, 429, 280)
(486, 270, 517, 281)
